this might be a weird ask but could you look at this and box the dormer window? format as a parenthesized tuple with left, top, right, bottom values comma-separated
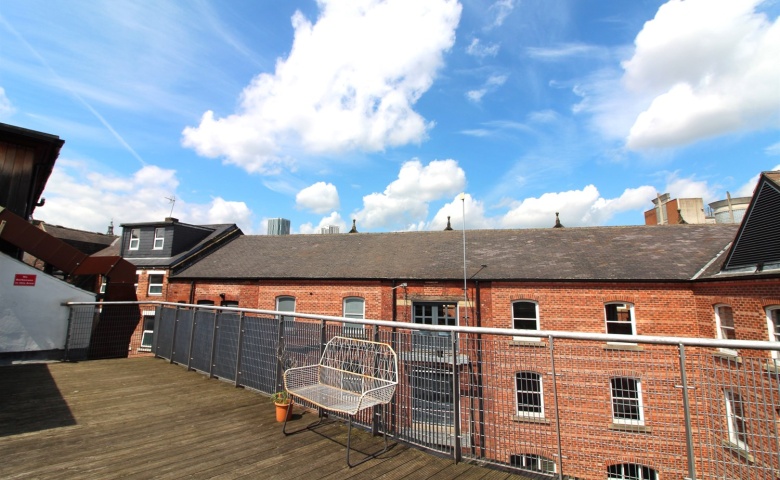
(129, 229, 140, 250)
(153, 227, 165, 250)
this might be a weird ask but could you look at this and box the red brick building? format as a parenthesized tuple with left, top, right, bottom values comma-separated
(124, 172, 780, 479)
(100, 217, 241, 354)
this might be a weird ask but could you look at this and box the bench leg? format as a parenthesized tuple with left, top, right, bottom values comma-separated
(346, 412, 391, 468)
(282, 406, 325, 436)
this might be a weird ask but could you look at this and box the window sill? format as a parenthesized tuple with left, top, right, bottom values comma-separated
(609, 423, 652, 433)
(509, 340, 546, 348)
(762, 362, 780, 375)
(713, 351, 742, 364)
(511, 415, 550, 425)
(722, 440, 754, 463)
(602, 343, 644, 352)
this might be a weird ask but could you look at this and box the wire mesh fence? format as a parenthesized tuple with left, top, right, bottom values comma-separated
(66, 302, 780, 480)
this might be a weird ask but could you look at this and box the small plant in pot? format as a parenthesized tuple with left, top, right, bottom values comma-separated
(272, 391, 292, 422)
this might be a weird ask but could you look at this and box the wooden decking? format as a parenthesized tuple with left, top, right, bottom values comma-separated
(0, 358, 529, 479)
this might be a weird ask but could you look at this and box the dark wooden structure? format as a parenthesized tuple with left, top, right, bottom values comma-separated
(0, 122, 63, 222)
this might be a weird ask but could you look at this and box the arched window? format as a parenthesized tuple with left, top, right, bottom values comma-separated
(610, 377, 643, 425)
(343, 297, 365, 336)
(605, 302, 635, 336)
(766, 306, 780, 360)
(512, 301, 539, 341)
(509, 453, 555, 474)
(725, 389, 748, 451)
(607, 463, 658, 479)
(714, 304, 737, 356)
(276, 296, 296, 333)
(516, 371, 544, 418)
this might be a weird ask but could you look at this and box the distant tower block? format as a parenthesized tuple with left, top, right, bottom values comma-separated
(320, 225, 340, 234)
(268, 218, 291, 235)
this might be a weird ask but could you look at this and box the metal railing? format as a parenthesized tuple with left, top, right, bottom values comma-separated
(65, 301, 780, 480)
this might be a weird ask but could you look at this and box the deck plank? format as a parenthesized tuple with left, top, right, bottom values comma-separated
(0, 358, 530, 479)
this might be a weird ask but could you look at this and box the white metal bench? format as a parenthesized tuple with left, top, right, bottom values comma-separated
(282, 336, 398, 466)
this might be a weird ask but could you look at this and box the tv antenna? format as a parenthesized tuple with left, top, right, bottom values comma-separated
(165, 195, 176, 217)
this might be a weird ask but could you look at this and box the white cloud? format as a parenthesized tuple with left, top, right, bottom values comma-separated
(500, 184, 656, 228)
(488, 0, 514, 28)
(35, 160, 254, 233)
(663, 172, 718, 201)
(296, 182, 340, 214)
(766, 141, 780, 156)
(735, 163, 780, 196)
(467, 89, 487, 102)
(429, 194, 494, 230)
(354, 159, 466, 229)
(182, 0, 462, 174)
(0, 86, 14, 118)
(623, 0, 780, 149)
(466, 38, 499, 58)
(298, 211, 347, 234)
(526, 43, 605, 60)
(466, 74, 507, 103)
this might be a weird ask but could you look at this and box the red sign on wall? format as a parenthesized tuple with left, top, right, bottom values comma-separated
(13, 274, 37, 286)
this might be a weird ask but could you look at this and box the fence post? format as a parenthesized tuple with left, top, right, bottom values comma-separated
(371, 323, 381, 437)
(208, 309, 219, 379)
(234, 312, 246, 388)
(678, 343, 697, 480)
(170, 306, 181, 364)
(276, 314, 285, 392)
(63, 305, 76, 362)
(186, 308, 198, 371)
(452, 333, 462, 463)
(548, 335, 564, 480)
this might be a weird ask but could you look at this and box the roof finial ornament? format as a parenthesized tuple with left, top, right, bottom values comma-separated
(444, 216, 453, 231)
(553, 212, 564, 228)
(349, 219, 358, 233)
(107, 219, 114, 236)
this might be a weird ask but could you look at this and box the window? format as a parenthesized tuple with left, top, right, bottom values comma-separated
(510, 454, 556, 474)
(607, 464, 658, 479)
(147, 273, 164, 295)
(135, 271, 140, 292)
(138, 313, 155, 352)
(129, 229, 140, 250)
(99, 276, 107, 294)
(277, 296, 296, 333)
(725, 390, 748, 450)
(516, 372, 544, 418)
(197, 300, 215, 306)
(766, 307, 780, 360)
(715, 304, 737, 355)
(343, 297, 365, 335)
(611, 377, 643, 425)
(153, 227, 164, 250)
(512, 301, 539, 341)
(605, 302, 635, 336)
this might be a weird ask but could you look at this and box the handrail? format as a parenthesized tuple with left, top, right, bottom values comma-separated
(65, 300, 780, 351)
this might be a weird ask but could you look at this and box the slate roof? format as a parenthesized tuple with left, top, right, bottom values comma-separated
(37, 223, 117, 255)
(95, 223, 240, 271)
(173, 224, 739, 282)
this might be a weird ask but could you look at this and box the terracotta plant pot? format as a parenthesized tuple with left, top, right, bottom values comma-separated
(275, 402, 292, 422)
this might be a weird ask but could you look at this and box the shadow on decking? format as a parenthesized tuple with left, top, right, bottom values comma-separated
(0, 357, 530, 480)
(0, 363, 76, 436)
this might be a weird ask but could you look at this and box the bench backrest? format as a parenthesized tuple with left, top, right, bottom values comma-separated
(317, 336, 398, 395)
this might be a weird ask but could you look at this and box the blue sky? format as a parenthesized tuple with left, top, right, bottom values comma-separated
(1, 0, 778, 234)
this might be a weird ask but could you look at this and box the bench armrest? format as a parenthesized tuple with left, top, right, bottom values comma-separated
(283, 365, 320, 392)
